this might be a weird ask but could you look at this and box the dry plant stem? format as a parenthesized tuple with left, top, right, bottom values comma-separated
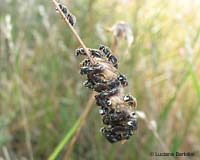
(2, 146, 11, 160)
(143, 118, 169, 151)
(20, 98, 34, 160)
(63, 92, 95, 160)
(111, 37, 118, 52)
(50, 0, 97, 158)
(51, 0, 95, 64)
(63, 26, 122, 158)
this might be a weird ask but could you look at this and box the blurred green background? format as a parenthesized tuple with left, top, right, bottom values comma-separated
(0, 0, 200, 159)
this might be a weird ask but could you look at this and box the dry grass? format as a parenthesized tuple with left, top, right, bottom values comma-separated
(0, 0, 200, 159)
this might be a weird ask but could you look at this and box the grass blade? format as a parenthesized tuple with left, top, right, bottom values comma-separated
(48, 118, 81, 160)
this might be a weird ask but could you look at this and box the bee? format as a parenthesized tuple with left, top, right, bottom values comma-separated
(123, 95, 137, 107)
(99, 45, 118, 68)
(80, 58, 91, 67)
(93, 74, 128, 92)
(102, 109, 129, 125)
(100, 124, 134, 143)
(75, 48, 102, 58)
(67, 13, 76, 27)
(99, 106, 109, 115)
(117, 74, 128, 87)
(56, 3, 68, 15)
(56, 3, 76, 26)
(80, 63, 104, 75)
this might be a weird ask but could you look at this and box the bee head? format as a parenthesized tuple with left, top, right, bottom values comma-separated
(117, 74, 128, 86)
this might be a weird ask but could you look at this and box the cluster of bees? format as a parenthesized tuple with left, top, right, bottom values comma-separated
(55, 2, 138, 143)
(75, 45, 138, 143)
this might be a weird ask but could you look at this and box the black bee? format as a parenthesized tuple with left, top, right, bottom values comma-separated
(80, 66, 94, 75)
(102, 110, 129, 125)
(99, 107, 109, 115)
(93, 74, 127, 92)
(80, 63, 104, 75)
(99, 45, 118, 68)
(56, 3, 68, 15)
(93, 79, 120, 92)
(128, 112, 138, 130)
(117, 74, 128, 87)
(96, 88, 119, 100)
(127, 119, 138, 130)
(100, 127, 122, 143)
(123, 94, 136, 107)
(87, 73, 106, 85)
(56, 3, 76, 26)
(101, 125, 134, 143)
(83, 80, 94, 89)
(95, 88, 118, 108)
(75, 48, 102, 58)
(75, 48, 85, 56)
(80, 58, 91, 67)
(89, 49, 102, 58)
(95, 96, 112, 108)
(67, 13, 76, 26)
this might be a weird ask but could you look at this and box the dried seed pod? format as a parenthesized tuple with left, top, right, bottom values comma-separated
(109, 21, 134, 47)
(75, 45, 138, 143)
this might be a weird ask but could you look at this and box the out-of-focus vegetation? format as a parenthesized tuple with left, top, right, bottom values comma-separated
(0, 0, 200, 159)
